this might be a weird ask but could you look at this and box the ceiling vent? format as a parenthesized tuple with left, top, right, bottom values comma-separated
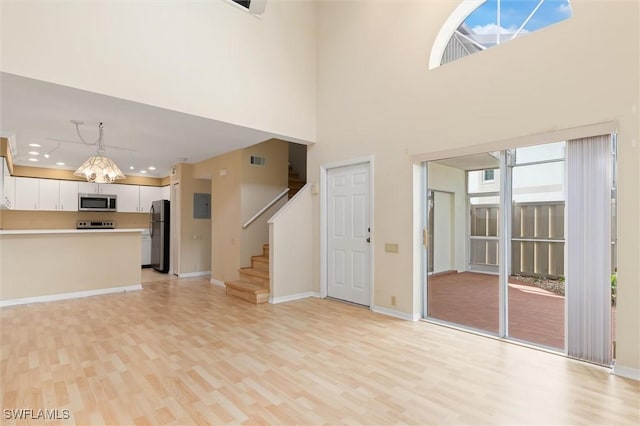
(250, 155, 266, 166)
(230, 0, 267, 15)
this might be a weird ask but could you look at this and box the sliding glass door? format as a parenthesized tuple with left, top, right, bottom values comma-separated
(426, 154, 500, 335)
(507, 142, 566, 350)
(424, 138, 615, 364)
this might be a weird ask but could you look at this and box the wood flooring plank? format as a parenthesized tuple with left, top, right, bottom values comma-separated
(1, 276, 638, 425)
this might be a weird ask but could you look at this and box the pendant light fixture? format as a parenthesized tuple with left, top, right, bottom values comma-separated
(73, 121, 125, 183)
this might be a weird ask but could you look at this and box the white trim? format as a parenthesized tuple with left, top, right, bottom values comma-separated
(371, 305, 420, 322)
(411, 121, 618, 164)
(268, 183, 312, 224)
(612, 364, 640, 381)
(429, 0, 486, 70)
(210, 278, 225, 287)
(320, 156, 375, 306)
(0, 284, 142, 308)
(178, 271, 211, 278)
(269, 291, 321, 304)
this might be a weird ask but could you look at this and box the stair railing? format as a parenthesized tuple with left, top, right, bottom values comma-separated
(242, 187, 290, 229)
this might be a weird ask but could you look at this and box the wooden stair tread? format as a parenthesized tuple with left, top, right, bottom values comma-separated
(239, 267, 269, 279)
(226, 244, 270, 304)
(225, 281, 269, 294)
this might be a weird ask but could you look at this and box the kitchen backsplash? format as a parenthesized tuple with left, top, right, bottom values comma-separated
(0, 210, 150, 230)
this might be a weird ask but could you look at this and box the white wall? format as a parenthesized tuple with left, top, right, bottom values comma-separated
(269, 185, 313, 301)
(312, 0, 638, 372)
(428, 163, 467, 273)
(0, 0, 316, 142)
(432, 191, 454, 274)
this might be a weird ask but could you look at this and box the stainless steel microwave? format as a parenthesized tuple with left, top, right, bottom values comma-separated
(78, 193, 117, 212)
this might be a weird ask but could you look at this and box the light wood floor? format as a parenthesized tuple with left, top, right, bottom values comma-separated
(1, 277, 638, 425)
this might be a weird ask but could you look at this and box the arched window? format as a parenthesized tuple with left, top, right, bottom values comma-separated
(430, 0, 573, 69)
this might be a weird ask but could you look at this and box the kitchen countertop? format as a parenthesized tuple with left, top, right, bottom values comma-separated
(0, 228, 146, 235)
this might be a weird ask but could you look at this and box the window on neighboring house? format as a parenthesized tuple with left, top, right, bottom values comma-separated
(483, 169, 495, 182)
(430, 0, 572, 69)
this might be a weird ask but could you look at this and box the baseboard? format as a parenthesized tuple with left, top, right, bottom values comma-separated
(270, 291, 321, 304)
(178, 271, 211, 278)
(0, 284, 143, 308)
(210, 278, 225, 287)
(371, 305, 420, 321)
(613, 364, 640, 381)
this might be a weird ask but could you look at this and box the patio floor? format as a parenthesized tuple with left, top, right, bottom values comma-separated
(428, 272, 565, 350)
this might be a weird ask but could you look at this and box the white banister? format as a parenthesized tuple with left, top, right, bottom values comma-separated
(242, 188, 290, 229)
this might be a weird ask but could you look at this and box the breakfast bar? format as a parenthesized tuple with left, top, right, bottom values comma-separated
(0, 228, 143, 306)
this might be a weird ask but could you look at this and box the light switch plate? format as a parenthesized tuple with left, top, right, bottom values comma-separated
(385, 243, 399, 253)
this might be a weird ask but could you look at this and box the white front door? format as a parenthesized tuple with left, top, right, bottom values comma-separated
(327, 162, 371, 306)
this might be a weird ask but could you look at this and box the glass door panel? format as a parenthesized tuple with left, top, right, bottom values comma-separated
(508, 143, 566, 350)
(426, 156, 500, 335)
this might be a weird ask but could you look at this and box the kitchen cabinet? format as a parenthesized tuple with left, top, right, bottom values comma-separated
(14, 177, 79, 211)
(1, 157, 14, 209)
(38, 179, 59, 210)
(160, 185, 170, 201)
(14, 177, 40, 210)
(139, 186, 161, 213)
(59, 181, 79, 211)
(111, 184, 140, 213)
(39, 179, 78, 211)
(111, 184, 160, 213)
(12, 176, 163, 213)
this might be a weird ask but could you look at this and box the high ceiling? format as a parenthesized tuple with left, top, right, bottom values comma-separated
(0, 73, 304, 178)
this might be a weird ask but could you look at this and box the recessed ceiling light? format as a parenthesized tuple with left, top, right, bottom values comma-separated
(29, 143, 41, 147)
(56, 162, 65, 166)
(140, 170, 147, 174)
(28, 158, 38, 162)
(129, 166, 135, 170)
(44, 154, 50, 158)
(148, 166, 156, 170)
(28, 151, 40, 155)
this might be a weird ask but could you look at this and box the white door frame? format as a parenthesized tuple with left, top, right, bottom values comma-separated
(320, 156, 374, 307)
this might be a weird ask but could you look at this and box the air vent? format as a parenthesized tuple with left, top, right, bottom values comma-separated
(230, 0, 267, 15)
(250, 155, 266, 166)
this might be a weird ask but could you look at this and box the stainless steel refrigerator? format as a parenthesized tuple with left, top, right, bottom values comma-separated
(150, 199, 170, 273)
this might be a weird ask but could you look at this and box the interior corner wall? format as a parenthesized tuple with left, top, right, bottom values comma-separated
(206, 151, 243, 283)
(176, 163, 212, 274)
(428, 163, 467, 272)
(240, 139, 289, 266)
(1, 0, 317, 141)
(313, 0, 639, 371)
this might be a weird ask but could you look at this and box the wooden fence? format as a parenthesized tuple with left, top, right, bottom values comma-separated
(470, 202, 565, 278)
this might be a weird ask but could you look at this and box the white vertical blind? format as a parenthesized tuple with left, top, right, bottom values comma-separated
(566, 135, 612, 365)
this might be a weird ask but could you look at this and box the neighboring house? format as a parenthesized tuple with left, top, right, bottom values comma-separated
(0, 1, 637, 379)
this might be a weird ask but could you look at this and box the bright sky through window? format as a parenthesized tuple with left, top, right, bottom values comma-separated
(436, 0, 573, 66)
(464, 0, 572, 46)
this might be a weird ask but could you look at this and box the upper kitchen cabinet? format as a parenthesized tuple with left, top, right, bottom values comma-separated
(160, 185, 170, 202)
(39, 178, 78, 211)
(109, 184, 162, 213)
(59, 180, 80, 211)
(139, 186, 162, 213)
(15, 177, 79, 211)
(78, 181, 100, 194)
(1, 157, 15, 209)
(110, 184, 139, 213)
(14, 177, 39, 210)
